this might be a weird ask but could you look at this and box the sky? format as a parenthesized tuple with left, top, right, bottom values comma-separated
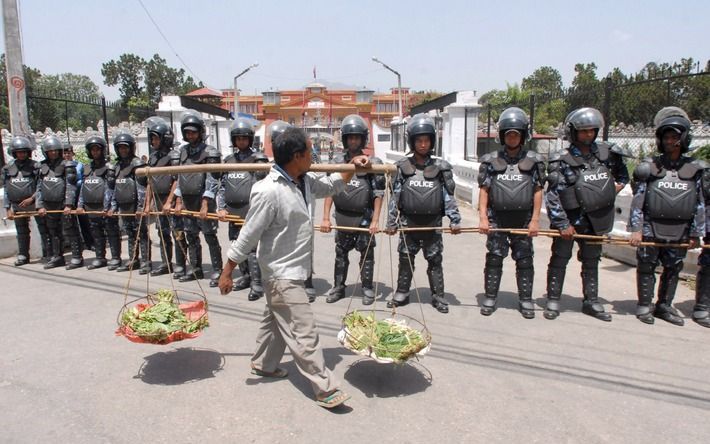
(3, 0, 709, 101)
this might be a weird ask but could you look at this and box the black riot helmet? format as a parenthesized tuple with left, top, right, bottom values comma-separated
(41, 135, 64, 155)
(8, 135, 34, 158)
(268, 120, 292, 145)
(497, 107, 530, 147)
(113, 131, 137, 158)
(654, 106, 692, 153)
(146, 116, 174, 150)
(230, 117, 255, 149)
(406, 113, 437, 152)
(84, 135, 107, 158)
(180, 110, 205, 142)
(563, 107, 604, 145)
(340, 114, 369, 151)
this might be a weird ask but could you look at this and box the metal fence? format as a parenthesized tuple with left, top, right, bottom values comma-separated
(477, 69, 710, 162)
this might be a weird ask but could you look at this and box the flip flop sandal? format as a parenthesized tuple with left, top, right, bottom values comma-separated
(250, 366, 289, 378)
(316, 390, 351, 409)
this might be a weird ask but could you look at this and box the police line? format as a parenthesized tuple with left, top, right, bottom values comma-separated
(134, 163, 398, 177)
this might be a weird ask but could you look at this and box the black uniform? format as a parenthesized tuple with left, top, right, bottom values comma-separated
(147, 148, 186, 276)
(695, 166, 710, 327)
(216, 148, 268, 300)
(478, 149, 545, 317)
(174, 141, 222, 286)
(78, 158, 121, 270)
(326, 152, 385, 304)
(112, 156, 150, 273)
(2, 157, 49, 265)
(36, 157, 82, 269)
(630, 155, 705, 325)
(386, 155, 461, 313)
(544, 142, 629, 321)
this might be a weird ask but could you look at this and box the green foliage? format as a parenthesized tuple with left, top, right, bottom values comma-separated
(691, 144, 710, 162)
(102, 53, 203, 106)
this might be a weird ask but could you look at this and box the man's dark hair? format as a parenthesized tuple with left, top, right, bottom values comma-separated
(273, 127, 308, 166)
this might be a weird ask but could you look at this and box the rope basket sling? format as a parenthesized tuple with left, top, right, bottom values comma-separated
(335, 171, 433, 364)
(115, 172, 211, 345)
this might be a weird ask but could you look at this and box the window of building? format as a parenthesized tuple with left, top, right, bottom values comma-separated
(377, 134, 391, 142)
(281, 96, 290, 102)
(341, 95, 352, 101)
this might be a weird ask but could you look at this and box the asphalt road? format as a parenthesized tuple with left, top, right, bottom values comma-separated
(2, 199, 709, 443)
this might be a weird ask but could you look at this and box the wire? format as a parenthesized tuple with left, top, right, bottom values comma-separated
(136, 0, 204, 86)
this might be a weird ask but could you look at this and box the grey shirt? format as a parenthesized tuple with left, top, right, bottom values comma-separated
(227, 165, 345, 281)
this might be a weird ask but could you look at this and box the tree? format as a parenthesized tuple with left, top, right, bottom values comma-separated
(102, 53, 203, 106)
(521, 66, 563, 97)
(567, 62, 602, 112)
(101, 53, 146, 104)
(33, 73, 102, 130)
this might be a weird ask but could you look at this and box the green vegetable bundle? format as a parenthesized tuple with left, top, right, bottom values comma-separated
(341, 311, 429, 363)
(120, 289, 209, 343)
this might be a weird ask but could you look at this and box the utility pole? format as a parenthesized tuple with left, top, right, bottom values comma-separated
(3, 0, 31, 135)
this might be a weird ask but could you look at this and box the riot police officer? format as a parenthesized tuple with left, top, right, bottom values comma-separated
(695, 163, 710, 328)
(36, 135, 83, 270)
(2, 135, 48, 266)
(173, 111, 223, 286)
(544, 107, 630, 321)
(217, 117, 269, 300)
(630, 107, 705, 326)
(478, 108, 546, 319)
(76, 135, 122, 270)
(109, 132, 151, 274)
(320, 114, 385, 305)
(144, 117, 185, 277)
(385, 113, 462, 314)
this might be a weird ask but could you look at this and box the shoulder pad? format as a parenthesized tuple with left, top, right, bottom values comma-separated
(179, 146, 189, 163)
(253, 152, 269, 163)
(528, 151, 546, 163)
(546, 170, 563, 188)
(548, 151, 563, 162)
(396, 157, 416, 176)
(479, 153, 493, 164)
(678, 158, 702, 180)
(695, 159, 710, 170)
(131, 158, 145, 168)
(62, 160, 76, 169)
(435, 159, 452, 171)
(205, 145, 220, 155)
(609, 143, 633, 158)
(223, 153, 236, 164)
(633, 160, 652, 182)
(333, 153, 347, 164)
(370, 156, 383, 165)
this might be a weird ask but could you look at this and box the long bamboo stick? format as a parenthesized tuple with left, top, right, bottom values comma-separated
(135, 163, 397, 177)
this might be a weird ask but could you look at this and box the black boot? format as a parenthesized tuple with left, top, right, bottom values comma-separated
(480, 254, 502, 316)
(636, 268, 656, 324)
(427, 263, 448, 314)
(152, 224, 173, 276)
(117, 236, 139, 272)
(179, 239, 203, 282)
(65, 235, 84, 270)
(327, 252, 348, 303)
(107, 229, 122, 271)
(233, 261, 251, 290)
(693, 266, 710, 328)
(88, 225, 107, 270)
(581, 266, 612, 322)
(544, 266, 566, 320)
(206, 235, 222, 287)
(516, 258, 535, 319)
(360, 257, 375, 305)
(139, 235, 151, 275)
(388, 254, 413, 308)
(14, 230, 30, 266)
(44, 256, 66, 269)
(654, 265, 684, 326)
(247, 253, 263, 301)
(172, 233, 187, 278)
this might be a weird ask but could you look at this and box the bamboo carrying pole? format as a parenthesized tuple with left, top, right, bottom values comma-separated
(135, 163, 398, 177)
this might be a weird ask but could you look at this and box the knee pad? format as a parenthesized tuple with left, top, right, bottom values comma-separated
(516, 255, 534, 270)
(427, 254, 442, 268)
(549, 254, 570, 269)
(485, 253, 504, 268)
(637, 261, 656, 275)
